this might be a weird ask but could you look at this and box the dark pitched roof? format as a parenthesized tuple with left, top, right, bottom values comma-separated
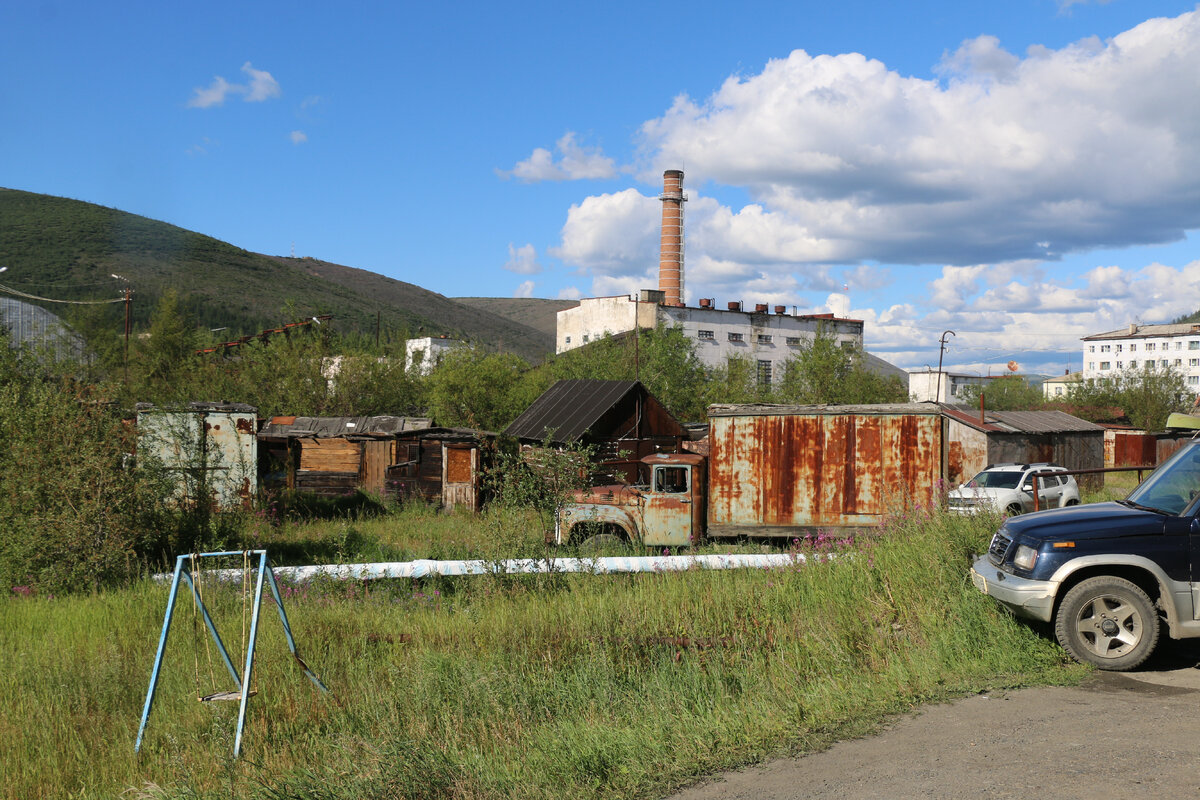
(504, 379, 650, 443)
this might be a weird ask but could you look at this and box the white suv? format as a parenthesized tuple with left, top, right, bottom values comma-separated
(948, 463, 1081, 516)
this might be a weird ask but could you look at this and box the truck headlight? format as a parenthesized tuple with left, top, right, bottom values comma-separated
(1013, 544, 1039, 570)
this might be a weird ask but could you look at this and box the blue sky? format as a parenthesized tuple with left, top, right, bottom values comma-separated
(2, 0, 1199, 375)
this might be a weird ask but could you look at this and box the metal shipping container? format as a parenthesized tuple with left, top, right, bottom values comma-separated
(706, 404, 944, 536)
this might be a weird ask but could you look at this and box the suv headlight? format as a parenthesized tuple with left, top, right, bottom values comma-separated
(1013, 544, 1039, 570)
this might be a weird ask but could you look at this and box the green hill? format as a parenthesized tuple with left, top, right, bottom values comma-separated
(0, 188, 552, 362)
(452, 297, 579, 341)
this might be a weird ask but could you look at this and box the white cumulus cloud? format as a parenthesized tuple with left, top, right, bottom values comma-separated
(504, 132, 617, 182)
(290, 130, 308, 145)
(503, 243, 541, 275)
(513, 280, 536, 298)
(188, 62, 281, 108)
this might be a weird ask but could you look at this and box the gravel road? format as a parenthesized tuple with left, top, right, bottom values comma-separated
(666, 640, 1200, 800)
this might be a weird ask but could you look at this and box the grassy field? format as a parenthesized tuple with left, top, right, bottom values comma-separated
(1, 505, 1085, 800)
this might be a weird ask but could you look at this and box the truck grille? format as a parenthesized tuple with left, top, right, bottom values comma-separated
(988, 531, 1012, 565)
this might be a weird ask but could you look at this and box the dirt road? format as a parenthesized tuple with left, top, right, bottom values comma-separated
(667, 641, 1200, 799)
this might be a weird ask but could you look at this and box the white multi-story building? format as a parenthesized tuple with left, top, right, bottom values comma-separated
(1042, 371, 1083, 400)
(1082, 323, 1200, 389)
(556, 290, 864, 385)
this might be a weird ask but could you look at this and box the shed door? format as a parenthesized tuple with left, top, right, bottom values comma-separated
(360, 440, 391, 496)
(442, 445, 478, 512)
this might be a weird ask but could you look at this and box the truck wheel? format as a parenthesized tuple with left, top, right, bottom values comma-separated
(1055, 576, 1159, 670)
(578, 533, 624, 553)
(1006, 503, 1023, 516)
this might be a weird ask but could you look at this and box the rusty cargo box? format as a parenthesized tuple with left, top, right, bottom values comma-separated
(706, 403, 944, 536)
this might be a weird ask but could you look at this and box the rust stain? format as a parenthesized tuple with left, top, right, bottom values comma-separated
(236, 417, 254, 434)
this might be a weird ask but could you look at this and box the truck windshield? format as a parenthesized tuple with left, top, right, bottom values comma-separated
(1126, 442, 1200, 515)
(966, 470, 1022, 489)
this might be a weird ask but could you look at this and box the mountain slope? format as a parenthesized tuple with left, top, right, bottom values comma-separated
(452, 297, 578, 340)
(0, 188, 552, 362)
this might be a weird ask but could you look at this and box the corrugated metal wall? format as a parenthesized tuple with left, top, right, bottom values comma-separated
(707, 409, 943, 534)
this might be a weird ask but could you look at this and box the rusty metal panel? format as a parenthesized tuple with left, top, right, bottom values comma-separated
(137, 405, 257, 511)
(708, 407, 942, 533)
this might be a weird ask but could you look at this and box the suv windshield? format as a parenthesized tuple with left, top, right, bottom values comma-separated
(1126, 442, 1200, 515)
(966, 470, 1022, 489)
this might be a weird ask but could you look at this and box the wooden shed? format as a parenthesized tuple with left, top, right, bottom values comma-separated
(504, 379, 688, 484)
(257, 415, 431, 498)
(387, 428, 497, 512)
(942, 407, 1106, 490)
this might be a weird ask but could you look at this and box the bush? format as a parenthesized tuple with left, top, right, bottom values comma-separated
(0, 338, 171, 593)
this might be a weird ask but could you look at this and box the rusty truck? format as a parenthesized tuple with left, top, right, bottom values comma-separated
(554, 403, 947, 548)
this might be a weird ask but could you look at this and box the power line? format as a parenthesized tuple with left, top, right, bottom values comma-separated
(0, 281, 125, 305)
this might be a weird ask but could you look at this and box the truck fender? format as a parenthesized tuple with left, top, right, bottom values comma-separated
(1048, 554, 1191, 634)
(555, 503, 640, 545)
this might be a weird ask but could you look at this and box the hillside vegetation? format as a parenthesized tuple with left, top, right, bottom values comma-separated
(0, 188, 551, 362)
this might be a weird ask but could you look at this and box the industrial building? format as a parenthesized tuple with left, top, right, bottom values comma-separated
(555, 170, 867, 385)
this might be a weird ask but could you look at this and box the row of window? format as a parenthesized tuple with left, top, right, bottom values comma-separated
(696, 330, 805, 345)
(1090, 358, 1198, 371)
(1090, 340, 1200, 353)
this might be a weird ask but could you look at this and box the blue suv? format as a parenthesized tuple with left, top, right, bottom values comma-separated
(971, 439, 1200, 670)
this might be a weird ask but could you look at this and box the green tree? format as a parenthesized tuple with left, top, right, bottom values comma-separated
(959, 375, 1045, 411)
(130, 288, 200, 401)
(776, 327, 908, 405)
(425, 349, 530, 430)
(704, 354, 767, 406)
(1068, 367, 1188, 431)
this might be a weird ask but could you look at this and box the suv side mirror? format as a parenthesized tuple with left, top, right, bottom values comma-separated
(1021, 482, 1034, 492)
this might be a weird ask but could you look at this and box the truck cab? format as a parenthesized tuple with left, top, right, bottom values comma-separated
(971, 438, 1200, 670)
(554, 453, 706, 548)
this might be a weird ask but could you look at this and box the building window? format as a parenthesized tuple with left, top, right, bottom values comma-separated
(1055, 386, 1064, 396)
(1190, 359, 1199, 367)
(1130, 343, 1137, 352)
(1116, 344, 1123, 352)
(1191, 376, 1200, 386)
(582, 334, 589, 343)
(728, 332, 744, 342)
(1177, 341, 1183, 350)
(1191, 341, 1200, 350)
(1116, 361, 1123, 369)
(1088, 345, 1095, 352)
(1088, 362, 1095, 370)
(1146, 342, 1156, 351)
(786, 337, 802, 346)
(1160, 359, 1168, 367)
(757, 360, 773, 386)
(1100, 362, 1110, 370)
(565, 336, 571, 344)
(1175, 359, 1182, 366)
(1101, 345, 1111, 352)
(697, 330, 714, 340)
(757, 334, 772, 344)
(1129, 360, 1137, 368)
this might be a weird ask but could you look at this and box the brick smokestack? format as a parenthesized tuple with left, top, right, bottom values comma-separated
(658, 169, 687, 306)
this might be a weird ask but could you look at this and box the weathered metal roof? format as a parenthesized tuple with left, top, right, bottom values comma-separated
(137, 401, 258, 414)
(504, 379, 646, 443)
(259, 415, 432, 438)
(942, 407, 1105, 434)
(708, 402, 941, 418)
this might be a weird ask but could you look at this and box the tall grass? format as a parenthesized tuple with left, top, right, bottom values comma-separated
(0, 506, 1083, 800)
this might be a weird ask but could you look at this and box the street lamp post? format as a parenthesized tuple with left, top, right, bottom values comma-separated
(111, 274, 131, 384)
(936, 331, 955, 403)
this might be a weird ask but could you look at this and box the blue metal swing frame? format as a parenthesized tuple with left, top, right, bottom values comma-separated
(135, 550, 329, 758)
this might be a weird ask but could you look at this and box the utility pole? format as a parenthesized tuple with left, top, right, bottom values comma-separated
(112, 274, 131, 385)
(936, 330, 955, 402)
